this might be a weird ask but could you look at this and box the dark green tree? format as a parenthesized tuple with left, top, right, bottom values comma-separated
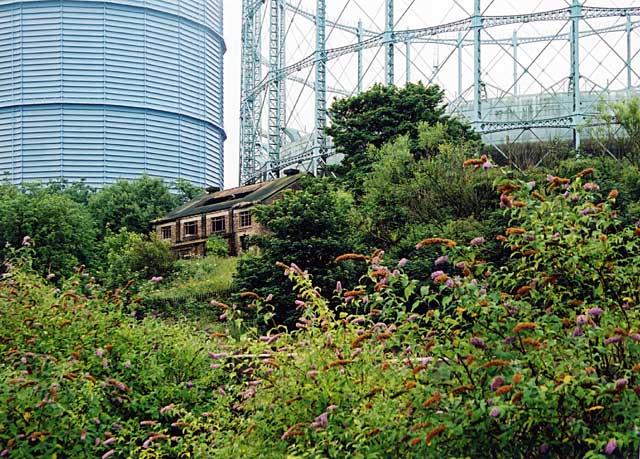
(88, 175, 179, 237)
(97, 229, 176, 291)
(0, 184, 96, 277)
(235, 177, 365, 326)
(358, 123, 495, 249)
(326, 82, 479, 190)
(172, 178, 204, 204)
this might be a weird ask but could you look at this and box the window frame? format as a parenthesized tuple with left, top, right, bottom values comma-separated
(160, 226, 172, 240)
(183, 220, 199, 237)
(211, 215, 226, 234)
(239, 210, 252, 228)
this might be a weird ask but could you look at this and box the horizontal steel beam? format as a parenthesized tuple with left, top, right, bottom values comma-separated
(243, 5, 640, 103)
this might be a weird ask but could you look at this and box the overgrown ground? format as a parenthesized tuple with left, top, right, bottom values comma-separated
(1, 167, 639, 458)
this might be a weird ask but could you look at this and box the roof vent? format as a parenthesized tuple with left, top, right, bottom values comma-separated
(283, 168, 300, 176)
(206, 186, 222, 193)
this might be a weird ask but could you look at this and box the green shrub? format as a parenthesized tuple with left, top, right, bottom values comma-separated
(206, 235, 229, 257)
(97, 229, 176, 291)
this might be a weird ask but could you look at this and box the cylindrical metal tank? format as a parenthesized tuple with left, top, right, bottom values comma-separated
(0, 0, 225, 188)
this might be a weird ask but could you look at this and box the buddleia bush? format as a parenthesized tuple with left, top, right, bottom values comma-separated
(2, 161, 640, 459)
(216, 164, 640, 459)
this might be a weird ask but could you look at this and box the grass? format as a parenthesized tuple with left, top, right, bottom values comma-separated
(146, 255, 238, 302)
(142, 255, 239, 330)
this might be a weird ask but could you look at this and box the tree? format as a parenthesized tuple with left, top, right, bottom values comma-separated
(234, 177, 365, 325)
(326, 82, 479, 190)
(97, 229, 176, 291)
(0, 184, 96, 277)
(88, 175, 179, 237)
(358, 123, 495, 249)
(172, 178, 204, 204)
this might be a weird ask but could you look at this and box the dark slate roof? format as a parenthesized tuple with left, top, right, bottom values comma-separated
(154, 174, 303, 224)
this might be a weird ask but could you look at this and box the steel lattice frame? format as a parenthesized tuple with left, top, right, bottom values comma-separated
(239, 0, 640, 185)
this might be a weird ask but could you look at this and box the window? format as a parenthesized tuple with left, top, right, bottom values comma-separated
(161, 226, 172, 240)
(183, 221, 199, 237)
(211, 216, 226, 233)
(239, 211, 252, 228)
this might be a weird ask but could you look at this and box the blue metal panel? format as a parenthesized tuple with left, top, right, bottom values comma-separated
(0, 0, 225, 188)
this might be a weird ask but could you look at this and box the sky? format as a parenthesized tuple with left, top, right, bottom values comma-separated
(222, 0, 243, 188)
(221, 0, 636, 188)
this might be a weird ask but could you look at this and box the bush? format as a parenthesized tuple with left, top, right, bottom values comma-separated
(97, 229, 176, 291)
(206, 235, 229, 257)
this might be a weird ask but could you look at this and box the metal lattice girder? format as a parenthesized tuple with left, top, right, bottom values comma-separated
(314, 0, 327, 161)
(240, 0, 264, 185)
(268, 0, 286, 172)
(571, 0, 582, 150)
(473, 0, 482, 124)
(385, 0, 394, 85)
(479, 116, 575, 134)
(242, 5, 640, 101)
(238, 0, 640, 184)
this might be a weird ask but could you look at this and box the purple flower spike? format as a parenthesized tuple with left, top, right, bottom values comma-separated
(430, 270, 445, 280)
(539, 443, 549, 453)
(503, 336, 516, 345)
(604, 439, 617, 455)
(490, 407, 500, 418)
(470, 236, 485, 246)
(482, 161, 493, 170)
(490, 377, 504, 391)
(151, 276, 163, 284)
(615, 378, 628, 390)
(588, 307, 603, 317)
(435, 255, 449, 266)
(604, 336, 622, 345)
(311, 412, 329, 430)
(398, 258, 408, 268)
(471, 336, 487, 349)
(576, 315, 588, 326)
(629, 333, 640, 342)
(22, 236, 31, 247)
(572, 327, 583, 338)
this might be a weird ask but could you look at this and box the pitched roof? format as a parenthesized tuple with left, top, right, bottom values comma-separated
(154, 173, 304, 223)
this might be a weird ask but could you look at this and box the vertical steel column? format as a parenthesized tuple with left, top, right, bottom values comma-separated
(405, 42, 411, 85)
(627, 14, 633, 95)
(473, 0, 482, 125)
(357, 20, 363, 93)
(268, 0, 285, 176)
(279, 1, 286, 129)
(314, 0, 327, 163)
(385, 0, 394, 85)
(512, 30, 518, 97)
(457, 32, 463, 99)
(240, 0, 257, 184)
(570, 0, 582, 151)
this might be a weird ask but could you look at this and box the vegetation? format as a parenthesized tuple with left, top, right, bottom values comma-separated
(235, 177, 364, 325)
(2, 167, 640, 458)
(0, 175, 202, 286)
(327, 82, 480, 191)
(145, 255, 237, 305)
(2, 85, 640, 457)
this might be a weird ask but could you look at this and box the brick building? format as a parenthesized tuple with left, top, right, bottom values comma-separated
(152, 173, 303, 257)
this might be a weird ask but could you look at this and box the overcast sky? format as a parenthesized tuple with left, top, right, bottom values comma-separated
(222, 0, 242, 188)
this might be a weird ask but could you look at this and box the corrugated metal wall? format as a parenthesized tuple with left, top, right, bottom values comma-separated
(0, 0, 225, 188)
